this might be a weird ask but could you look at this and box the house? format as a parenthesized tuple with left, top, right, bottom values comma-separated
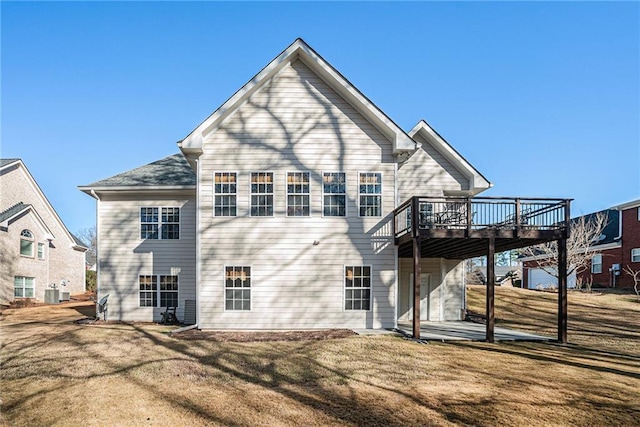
(0, 159, 87, 305)
(523, 200, 640, 289)
(79, 39, 571, 337)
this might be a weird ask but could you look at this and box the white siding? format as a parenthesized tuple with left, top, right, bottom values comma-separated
(198, 59, 397, 329)
(97, 193, 196, 322)
(398, 257, 465, 322)
(397, 133, 470, 202)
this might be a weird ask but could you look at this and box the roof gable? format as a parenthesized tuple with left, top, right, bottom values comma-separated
(1, 159, 84, 249)
(178, 38, 417, 156)
(0, 202, 55, 239)
(408, 120, 491, 195)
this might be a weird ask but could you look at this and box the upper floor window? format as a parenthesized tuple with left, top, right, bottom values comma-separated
(14, 276, 35, 298)
(214, 172, 237, 217)
(632, 248, 640, 263)
(637, 207, 640, 221)
(251, 172, 274, 216)
(359, 173, 382, 217)
(287, 172, 310, 217)
(591, 254, 602, 274)
(20, 229, 34, 257)
(323, 172, 346, 217)
(140, 207, 180, 240)
(37, 243, 45, 260)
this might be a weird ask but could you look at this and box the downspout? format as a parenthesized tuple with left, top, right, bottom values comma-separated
(195, 157, 201, 329)
(393, 157, 399, 329)
(91, 189, 101, 318)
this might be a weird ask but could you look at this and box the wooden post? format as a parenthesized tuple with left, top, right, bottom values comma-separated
(412, 197, 421, 339)
(486, 237, 495, 343)
(558, 237, 568, 343)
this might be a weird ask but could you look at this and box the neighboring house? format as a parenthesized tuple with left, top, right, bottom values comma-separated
(523, 201, 640, 289)
(79, 38, 498, 328)
(0, 159, 87, 304)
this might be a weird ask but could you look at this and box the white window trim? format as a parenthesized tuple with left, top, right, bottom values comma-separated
(249, 171, 275, 217)
(357, 171, 383, 218)
(37, 242, 46, 260)
(139, 206, 182, 240)
(213, 171, 238, 217)
(138, 274, 180, 308)
(286, 171, 311, 217)
(591, 254, 602, 274)
(637, 207, 640, 221)
(322, 171, 347, 218)
(343, 264, 372, 312)
(223, 265, 252, 312)
(632, 248, 640, 263)
(14, 276, 35, 299)
(20, 229, 35, 258)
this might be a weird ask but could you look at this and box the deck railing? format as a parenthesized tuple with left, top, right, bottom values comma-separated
(394, 197, 571, 238)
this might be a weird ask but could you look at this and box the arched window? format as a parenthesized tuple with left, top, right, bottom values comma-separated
(20, 229, 34, 257)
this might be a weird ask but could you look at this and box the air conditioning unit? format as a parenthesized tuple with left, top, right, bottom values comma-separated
(44, 289, 59, 304)
(60, 292, 70, 301)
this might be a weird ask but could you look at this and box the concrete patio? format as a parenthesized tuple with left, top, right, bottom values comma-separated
(396, 321, 552, 342)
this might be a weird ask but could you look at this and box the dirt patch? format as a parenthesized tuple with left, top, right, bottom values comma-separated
(172, 328, 357, 342)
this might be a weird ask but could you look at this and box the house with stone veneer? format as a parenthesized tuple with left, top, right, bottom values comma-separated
(1, 159, 87, 304)
(80, 39, 571, 337)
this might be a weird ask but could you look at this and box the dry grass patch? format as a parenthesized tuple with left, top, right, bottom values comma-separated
(1, 289, 639, 426)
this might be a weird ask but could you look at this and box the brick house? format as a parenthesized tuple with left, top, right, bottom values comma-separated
(0, 159, 87, 304)
(523, 199, 640, 289)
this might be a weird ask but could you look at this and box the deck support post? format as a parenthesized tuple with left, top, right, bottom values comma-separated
(558, 237, 568, 343)
(412, 197, 422, 339)
(486, 237, 495, 343)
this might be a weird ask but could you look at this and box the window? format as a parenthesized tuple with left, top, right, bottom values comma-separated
(139, 275, 179, 307)
(250, 172, 273, 216)
(139, 275, 157, 307)
(37, 243, 45, 260)
(214, 172, 237, 216)
(632, 248, 640, 263)
(345, 266, 371, 310)
(287, 172, 310, 216)
(323, 172, 346, 217)
(591, 254, 602, 274)
(140, 207, 180, 239)
(20, 229, 34, 257)
(637, 207, 640, 221)
(14, 276, 35, 298)
(225, 266, 251, 310)
(359, 173, 382, 217)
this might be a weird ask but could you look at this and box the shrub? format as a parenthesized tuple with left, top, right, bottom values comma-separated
(86, 270, 97, 292)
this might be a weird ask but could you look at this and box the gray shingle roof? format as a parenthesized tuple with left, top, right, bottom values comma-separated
(577, 209, 619, 246)
(85, 154, 196, 187)
(70, 233, 89, 249)
(0, 158, 20, 168)
(0, 202, 30, 223)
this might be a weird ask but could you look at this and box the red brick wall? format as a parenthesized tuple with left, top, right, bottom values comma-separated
(620, 206, 640, 288)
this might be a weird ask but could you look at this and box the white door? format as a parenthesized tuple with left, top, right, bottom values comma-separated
(409, 274, 435, 321)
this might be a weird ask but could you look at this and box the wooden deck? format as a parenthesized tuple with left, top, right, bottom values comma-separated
(393, 196, 572, 343)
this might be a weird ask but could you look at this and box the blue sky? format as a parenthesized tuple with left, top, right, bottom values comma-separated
(2, 1, 639, 234)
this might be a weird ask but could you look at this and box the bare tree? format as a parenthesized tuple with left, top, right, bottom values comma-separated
(519, 211, 609, 287)
(77, 226, 97, 257)
(623, 265, 640, 302)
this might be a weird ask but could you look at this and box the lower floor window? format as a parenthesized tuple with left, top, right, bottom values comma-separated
(632, 248, 640, 263)
(14, 276, 35, 298)
(345, 266, 371, 310)
(225, 266, 251, 310)
(139, 275, 179, 307)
